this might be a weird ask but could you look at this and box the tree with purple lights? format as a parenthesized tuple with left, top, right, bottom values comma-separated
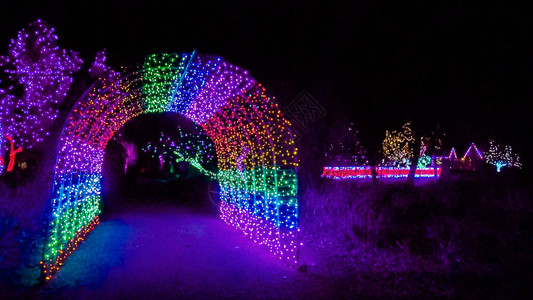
(0, 19, 83, 155)
(484, 139, 522, 172)
(0, 122, 4, 174)
(88, 50, 110, 78)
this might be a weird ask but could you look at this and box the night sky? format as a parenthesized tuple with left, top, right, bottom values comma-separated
(1, 1, 531, 164)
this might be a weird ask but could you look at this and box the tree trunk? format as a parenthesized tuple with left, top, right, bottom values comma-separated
(407, 137, 421, 185)
(371, 164, 378, 185)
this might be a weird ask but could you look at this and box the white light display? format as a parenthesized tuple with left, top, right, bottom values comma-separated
(484, 139, 522, 172)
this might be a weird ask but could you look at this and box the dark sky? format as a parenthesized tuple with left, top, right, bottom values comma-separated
(1, 1, 531, 162)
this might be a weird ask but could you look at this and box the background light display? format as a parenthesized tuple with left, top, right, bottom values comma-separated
(416, 145, 432, 169)
(382, 122, 415, 166)
(462, 143, 483, 161)
(42, 52, 300, 280)
(448, 148, 457, 160)
(143, 128, 217, 178)
(322, 166, 441, 180)
(484, 139, 522, 172)
(417, 154, 432, 169)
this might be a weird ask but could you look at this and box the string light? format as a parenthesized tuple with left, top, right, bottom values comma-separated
(416, 145, 432, 168)
(0, 123, 4, 174)
(0, 19, 82, 151)
(4, 135, 22, 172)
(462, 143, 483, 160)
(382, 122, 415, 166)
(484, 139, 522, 172)
(42, 52, 300, 280)
(448, 148, 457, 160)
(417, 154, 432, 168)
(322, 166, 441, 179)
(324, 121, 367, 166)
(88, 50, 110, 78)
(321, 166, 373, 179)
(143, 129, 217, 177)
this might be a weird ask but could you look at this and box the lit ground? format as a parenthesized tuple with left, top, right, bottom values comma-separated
(43, 206, 325, 299)
(4, 202, 508, 299)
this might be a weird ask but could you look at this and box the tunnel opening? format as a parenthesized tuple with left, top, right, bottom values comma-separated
(101, 113, 220, 217)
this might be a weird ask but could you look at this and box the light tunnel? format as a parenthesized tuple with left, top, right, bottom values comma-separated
(42, 52, 300, 280)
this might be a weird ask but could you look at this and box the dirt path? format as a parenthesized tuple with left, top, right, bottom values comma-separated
(44, 206, 326, 299)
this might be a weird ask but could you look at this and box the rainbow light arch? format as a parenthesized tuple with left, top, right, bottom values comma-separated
(42, 52, 300, 280)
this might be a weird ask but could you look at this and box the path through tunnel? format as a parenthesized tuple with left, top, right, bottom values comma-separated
(44, 105, 305, 298)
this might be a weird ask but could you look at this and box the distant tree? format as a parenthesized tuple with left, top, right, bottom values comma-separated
(422, 124, 445, 157)
(325, 119, 367, 166)
(382, 122, 415, 166)
(484, 139, 522, 172)
(382, 122, 444, 182)
(143, 128, 217, 178)
(406, 122, 445, 184)
(0, 19, 83, 155)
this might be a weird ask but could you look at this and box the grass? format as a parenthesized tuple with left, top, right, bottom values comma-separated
(0, 147, 55, 288)
(299, 172, 533, 298)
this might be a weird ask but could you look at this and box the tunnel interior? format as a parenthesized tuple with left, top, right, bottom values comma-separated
(102, 113, 219, 216)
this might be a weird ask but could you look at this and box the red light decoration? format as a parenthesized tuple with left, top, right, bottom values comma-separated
(3, 135, 22, 172)
(322, 166, 441, 180)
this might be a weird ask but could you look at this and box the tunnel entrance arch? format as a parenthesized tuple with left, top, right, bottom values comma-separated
(42, 52, 299, 280)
